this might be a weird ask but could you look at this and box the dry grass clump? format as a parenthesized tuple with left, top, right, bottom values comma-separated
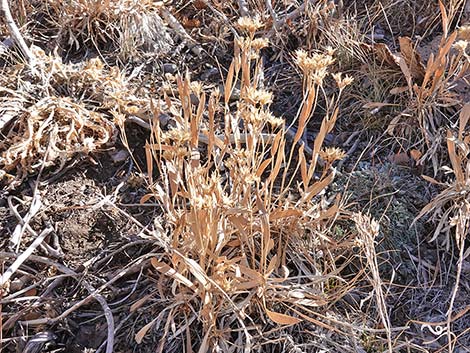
(415, 103, 470, 351)
(343, 0, 465, 37)
(0, 96, 115, 185)
(0, 48, 152, 187)
(385, 14, 470, 173)
(18, 0, 173, 61)
(120, 19, 360, 351)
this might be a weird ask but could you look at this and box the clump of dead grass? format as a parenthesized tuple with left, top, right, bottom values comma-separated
(386, 15, 470, 172)
(415, 103, 470, 351)
(118, 18, 361, 351)
(0, 96, 115, 184)
(17, 0, 173, 61)
(0, 47, 153, 187)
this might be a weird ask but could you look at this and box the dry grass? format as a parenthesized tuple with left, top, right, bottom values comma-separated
(0, 47, 152, 187)
(1, 0, 470, 352)
(414, 104, 470, 351)
(2, 0, 173, 61)
(115, 20, 358, 350)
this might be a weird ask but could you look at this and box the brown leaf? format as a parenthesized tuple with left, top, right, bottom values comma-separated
(266, 309, 302, 325)
(140, 193, 155, 204)
(388, 152, 410, 166)
(135, 318, 157, 344)
(363, 42, 400, 68)
(151, 258, 195, 289)
(410, 149, 422, 162)
(130, 292, 156, 313)
(390, 86, 408, 95)
(399, 37, 426, 83)
(421, 175, 442, 185)
(362, 102, 394, 110)
(270, 208, 303, 220)
(459, 103, 470, 140)
(256, 158, 272, 177)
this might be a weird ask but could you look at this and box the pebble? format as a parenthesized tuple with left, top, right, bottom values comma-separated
(162, 63, 177, 74)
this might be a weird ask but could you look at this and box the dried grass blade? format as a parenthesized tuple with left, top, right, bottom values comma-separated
(303, 173, 334, 203)
(447, 130, 465, 185)
(265, 309, 302, 325)
(439, 0, 449, 38)
(294, 86, 316, 144)
(459, 103, 470, 140)
(151, 258, 195, 290)
(135, 317, 158, 344)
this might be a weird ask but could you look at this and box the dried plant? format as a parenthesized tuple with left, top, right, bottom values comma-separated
(0, 96, 115, 185)
(353, 213, 392, 352)
(25, 0, 173, 60)
(386, 3, 470, 173)
(0, 48, 150, 187)
(415, 103, 470, 351)
(123, 19, 356, 351)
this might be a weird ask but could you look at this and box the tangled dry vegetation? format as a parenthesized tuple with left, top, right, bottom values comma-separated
(1, 0, 470, 352)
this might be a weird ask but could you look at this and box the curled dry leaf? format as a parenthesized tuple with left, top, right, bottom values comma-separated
(265, 309, 302, 325)
(399, 37, 426, 83)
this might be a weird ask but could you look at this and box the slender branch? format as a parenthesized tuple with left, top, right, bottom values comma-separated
(0, 0, 35, 65)
(238, 0, 249, 17)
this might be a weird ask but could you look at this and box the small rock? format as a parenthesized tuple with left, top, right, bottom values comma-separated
(108, 149, 129, 163)
(201, 67, 219, 80)
(158, 113, 170, 127)
(190, 93, 200, 105)
(162, 63, 178, 74)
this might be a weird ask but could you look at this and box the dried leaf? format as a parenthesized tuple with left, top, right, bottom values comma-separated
(388, 152, 410, 166)
(447, 131, 465, 184)
(371, 43, 401, 68)
(256, 158, 272, 177)
(265, 309, 302, 325)
(421, 175, 442, 185)
(130, 292, 156, 312)
(362, 102, 394, 109)
(390, 86, 409, 95)
(459, 103, 470, 140)
(140, 193, 155, 204)
(410, 149, 422, 161)
(151, 258, 195, 290)
(439, 0, 448, 38)
(270, 209, 303, 220)
(135, 318, 157, 344)
(399, 37, 426, 82)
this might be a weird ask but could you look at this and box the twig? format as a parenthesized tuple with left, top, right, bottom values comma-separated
(9, 194, 42, 251)
(160, 8, 202, 56)
(238, 0, 249, 17)
(267, 1, 313, 37)
(265, 0, 279, 31)
(0, 252, 116, 353)
(0, 0, 35, 65)
(0, 226, 53, 288)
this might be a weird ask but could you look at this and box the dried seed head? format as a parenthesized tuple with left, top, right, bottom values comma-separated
(251, 38, 269, 51)
(325, 46, 336, 57)
(267, 114, 284, 128)
(458, 25, 470, 41)
(319, 147, 347, 164)
(332, 73, 354, 89)
(244, 87, 273, 106)
(295, 50, 335, 76)
(312, 67, 329, 85)
(162, 128, 191, 145)
(237, 16, 264, 34)
(235, 37, 251, 52)
(453, 40, 468, 53)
